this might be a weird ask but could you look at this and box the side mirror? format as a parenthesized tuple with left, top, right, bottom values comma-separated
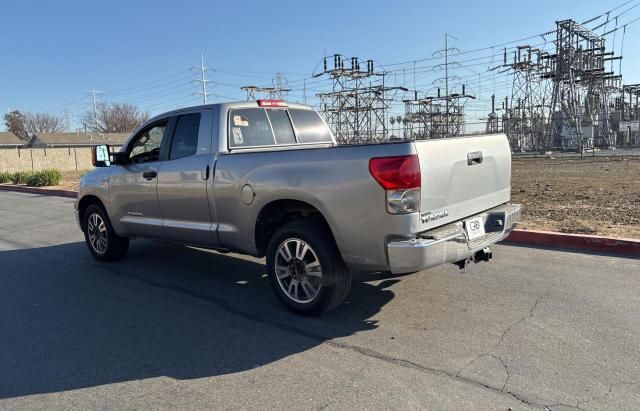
(92, 145, 111, 167)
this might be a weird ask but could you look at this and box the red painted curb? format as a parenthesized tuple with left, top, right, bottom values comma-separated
(506, 229, 640, 256)
(0, 184, 77, 199)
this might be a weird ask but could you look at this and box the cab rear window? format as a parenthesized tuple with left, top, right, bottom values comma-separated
(228, 108, 332, 148)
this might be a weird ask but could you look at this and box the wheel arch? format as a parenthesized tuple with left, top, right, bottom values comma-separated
(254, 199, 339, 258)
(77, 195, 107, 231)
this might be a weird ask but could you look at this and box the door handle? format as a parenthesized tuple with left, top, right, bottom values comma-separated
(467, 151, 483, 166)
(142, 170, 157, 180)
(202, 165, 210, 180)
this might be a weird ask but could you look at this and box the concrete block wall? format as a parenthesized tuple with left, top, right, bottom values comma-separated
(0, 146, 121, 172)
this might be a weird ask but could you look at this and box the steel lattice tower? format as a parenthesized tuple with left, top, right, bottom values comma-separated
(499, 47, 551, 151)
(316, 54, 406, 144)
(542, 19, 621, 151)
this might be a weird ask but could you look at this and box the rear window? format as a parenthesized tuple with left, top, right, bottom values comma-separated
(288, 109, 333, 143)
(228, 107, 332, 149)
(266, 109, 296, 144)
(229, 108, 274, 148)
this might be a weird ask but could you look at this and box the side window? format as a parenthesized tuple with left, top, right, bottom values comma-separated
(228, 108, 274, 148)
(169, 113, 201, 160)
(288, 109, 333, 143)
(266, 109, 296, 144)
(129, 121, 168, 163)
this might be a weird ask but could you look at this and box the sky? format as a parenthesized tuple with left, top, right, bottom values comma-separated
(1, 0, 638, 130)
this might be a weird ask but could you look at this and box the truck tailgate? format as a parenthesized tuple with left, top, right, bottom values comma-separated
(414, 134, 511, 231)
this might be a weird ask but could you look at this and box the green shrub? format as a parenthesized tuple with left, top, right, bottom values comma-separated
(25, 169, 63, 187)
(0, 171, 12, 184)
(10, 171, 32, 184)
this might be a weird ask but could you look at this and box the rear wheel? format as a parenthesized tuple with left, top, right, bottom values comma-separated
(83, 204, 129, 262)
(266, 220, 351, 315)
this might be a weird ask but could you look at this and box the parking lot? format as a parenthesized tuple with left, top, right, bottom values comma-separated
(0, 191, 639, 410)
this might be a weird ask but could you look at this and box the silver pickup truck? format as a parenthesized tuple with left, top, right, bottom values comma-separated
(76, 100, 521, 315)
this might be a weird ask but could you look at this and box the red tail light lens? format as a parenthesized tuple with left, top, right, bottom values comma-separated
(369, 155, 421, 190)
(257, 99, 288, 107)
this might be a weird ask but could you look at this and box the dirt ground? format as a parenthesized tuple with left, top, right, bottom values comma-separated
(511, 156, 640, 239)
(59, 170, 85, 191)
(43, 158, 640, 240)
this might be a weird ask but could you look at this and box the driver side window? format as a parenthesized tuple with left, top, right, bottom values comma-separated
(129, 121, 168, 163)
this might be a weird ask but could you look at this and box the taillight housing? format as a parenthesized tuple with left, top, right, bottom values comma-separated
(369, 155, 421, 214)
(257, 99, 288, 107)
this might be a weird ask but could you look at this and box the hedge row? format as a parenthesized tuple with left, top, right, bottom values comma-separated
(0, 169, 63, 186)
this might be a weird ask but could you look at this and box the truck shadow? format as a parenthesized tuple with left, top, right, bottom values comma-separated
(0, 240, 397, 399)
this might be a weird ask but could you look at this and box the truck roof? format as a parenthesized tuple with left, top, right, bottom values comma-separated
(148, 101, 314, 122)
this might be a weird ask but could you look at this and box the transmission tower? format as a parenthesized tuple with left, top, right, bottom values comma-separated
(192, 52, 211, 104)
(621, 84, 640, 146)
(496, 46, 551, 151)
(542, 19, 621, 151)
(483, 94, 501, 134)
(316, 54, 406, 144)
(86, 87, 103, 132)
(403, 85, 475, 139)
(272, 72, 290, 100)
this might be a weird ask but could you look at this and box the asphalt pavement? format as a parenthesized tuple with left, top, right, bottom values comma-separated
(0, 191, 639, 410)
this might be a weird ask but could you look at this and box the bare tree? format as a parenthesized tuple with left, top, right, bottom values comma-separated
(3, 110, 29, 141)
(24, 112, 65, 136)
(84, 102, 149, 133)
(4, 110, 64, 140)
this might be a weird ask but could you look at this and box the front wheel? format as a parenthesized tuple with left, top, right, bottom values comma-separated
(266, 220, 351, 315)
(83, 204, 129, 262)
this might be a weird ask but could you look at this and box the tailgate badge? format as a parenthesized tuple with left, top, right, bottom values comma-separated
(421, 210, 448, 224)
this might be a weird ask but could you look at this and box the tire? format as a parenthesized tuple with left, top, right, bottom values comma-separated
(83, 204, 129, 262)
(266, 219, 351, 316)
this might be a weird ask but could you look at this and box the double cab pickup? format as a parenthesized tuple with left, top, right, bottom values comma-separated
(76, 100, 521, 315)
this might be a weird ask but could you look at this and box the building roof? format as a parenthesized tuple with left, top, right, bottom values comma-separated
(0, 132, 25, 146)
(29, 132, 130, 147)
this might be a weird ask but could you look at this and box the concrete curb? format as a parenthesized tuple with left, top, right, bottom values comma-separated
(0, 184, 77, 199)
(506, 229, 640, 256)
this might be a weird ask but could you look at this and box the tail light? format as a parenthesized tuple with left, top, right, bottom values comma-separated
(257, 99, 288, 107)
(369, 155, 421, 214)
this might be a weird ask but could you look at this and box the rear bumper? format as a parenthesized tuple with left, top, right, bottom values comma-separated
(387, 203, 521, 274)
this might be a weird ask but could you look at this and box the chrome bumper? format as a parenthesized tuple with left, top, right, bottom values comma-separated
(387, 203, 522, 274)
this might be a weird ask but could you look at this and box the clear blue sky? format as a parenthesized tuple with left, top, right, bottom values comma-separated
(1, 0, 638, 129)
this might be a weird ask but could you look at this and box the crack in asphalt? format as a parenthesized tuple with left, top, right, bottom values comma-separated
(575, 382, 639, 410)
(456, 290, 549, 400)
(39, 247, 613, 409)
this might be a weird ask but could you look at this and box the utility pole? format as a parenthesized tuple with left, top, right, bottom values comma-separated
(303, 79, 307, 104)
(433, 33, 459, 137)
(192, 52, 211, 104)
(64, 109, 71, 131)
(87, 87, 102, 132)
(445, 34, 449, 130)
